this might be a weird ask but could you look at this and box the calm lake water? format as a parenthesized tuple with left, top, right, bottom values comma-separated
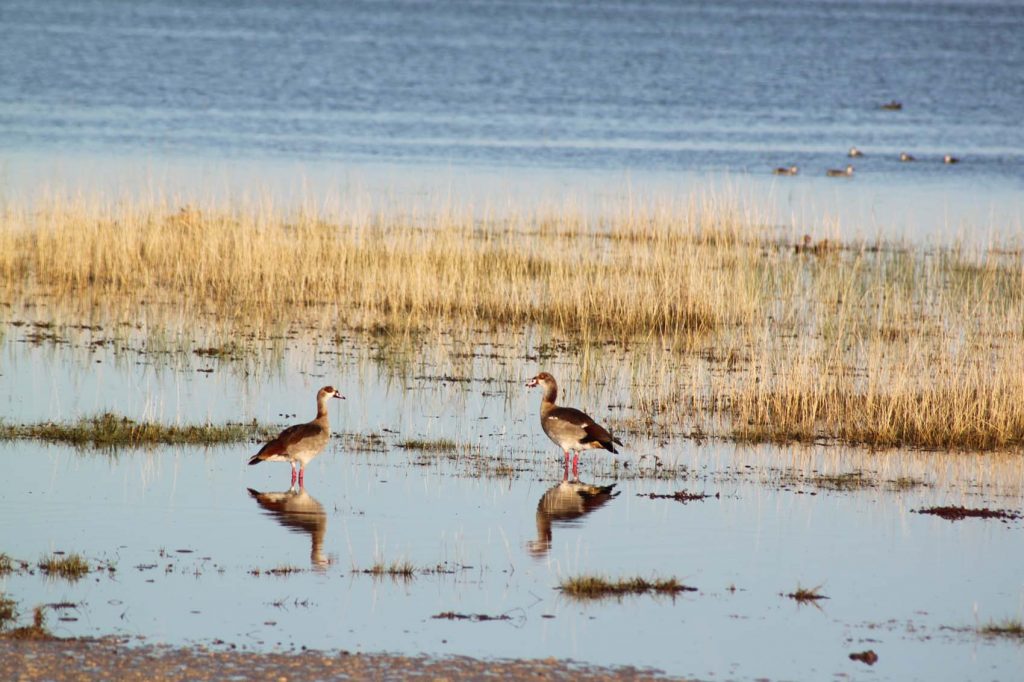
(1, 0, 1022, 237)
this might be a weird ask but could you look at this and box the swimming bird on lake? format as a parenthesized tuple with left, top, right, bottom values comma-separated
(899, 152, 916, 162)
(248, 386, 344, 485)
(880, 100, 903, 111)
(848, 147, 864, 158)
(526, 372, 622, 479)
(826, 165, 855, 177)
(773, 166, 799, 176)
(944, 154, 960, 164)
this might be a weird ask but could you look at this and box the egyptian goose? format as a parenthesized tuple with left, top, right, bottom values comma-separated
(528, 479, 619, 557)
(248, 386, 344, 484)
(943, 154, 960, 164)
(848, 147, 864, 158)
(526, 372, 622, 478)
(880, 100, 903, 111)
(773, 166, 799, 176)
(899, 152, 916, 162)
(248, 485, 329, 568)
(826, 165, 855, 177)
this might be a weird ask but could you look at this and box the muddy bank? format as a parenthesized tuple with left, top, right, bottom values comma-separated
(0, 638, 680, 681)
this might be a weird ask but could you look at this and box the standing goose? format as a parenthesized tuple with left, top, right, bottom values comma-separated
(248, 386, 344, 485)
(526, 372, 622, 478)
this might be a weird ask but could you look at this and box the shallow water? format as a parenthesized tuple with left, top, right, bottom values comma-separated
(1, 331, 1023, 680)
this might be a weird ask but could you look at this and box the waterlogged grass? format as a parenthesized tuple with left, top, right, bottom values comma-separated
(785, 584, 828, 603)
(1, 605, 52, 641)
(250, 565, 305, 577)
(979, 618, 1024, 640)
(399, 438, 460, 453)
(0, 595, 16, 630)
(3, 195, 1024, 451)
(558, 575, 696, 600)
(37, 553, 90, 582)
(358, 560, 417, 579)
(0, 413, 267, 449)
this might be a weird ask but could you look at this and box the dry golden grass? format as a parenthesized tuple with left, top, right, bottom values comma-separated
(2, 193, 1024, 451)
(0, 194, 760, 340)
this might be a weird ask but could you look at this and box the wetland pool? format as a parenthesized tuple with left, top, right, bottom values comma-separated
(1, 328, 1023, 681)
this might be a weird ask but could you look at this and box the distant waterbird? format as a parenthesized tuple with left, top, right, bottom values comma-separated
(899, 152, 916, 162)
(248, 386, 344, 485)
(944, 154, 960, 164)
(848, 147, 864, 158)
(773, 166, 799, 176)
(880, 100, 903, 110)
(826, 165, 855, 177)
(526, 372, 622, 479)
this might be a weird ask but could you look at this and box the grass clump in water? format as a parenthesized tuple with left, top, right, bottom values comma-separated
(558, 575, 696, 599)
(37, 553, 90, 582)
(979, 618, 1024, 640)
(359, 560, 417, 580)
(0, 413, 264, 450)
(784, 583, 828, 603)
(398, 438, 460, 453)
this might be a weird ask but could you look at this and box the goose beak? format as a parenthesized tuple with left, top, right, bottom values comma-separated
(525, 377, 539, 388)
(334, 391, 345, 400)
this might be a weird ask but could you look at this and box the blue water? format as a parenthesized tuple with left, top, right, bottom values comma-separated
(1, 0, 1022, 237)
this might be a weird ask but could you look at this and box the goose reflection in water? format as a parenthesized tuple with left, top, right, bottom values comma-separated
(247, 485, 330, 570)
(527, 476, 620, 558)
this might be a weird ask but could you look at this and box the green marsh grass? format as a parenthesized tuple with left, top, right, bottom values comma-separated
(3, 194, 1024, 451)
(0, 413, 267, 449)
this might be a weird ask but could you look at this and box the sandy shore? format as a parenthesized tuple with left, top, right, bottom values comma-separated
(0, 637, 681, 681)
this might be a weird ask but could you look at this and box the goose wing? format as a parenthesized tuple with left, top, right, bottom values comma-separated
(249, 422, 324, 462)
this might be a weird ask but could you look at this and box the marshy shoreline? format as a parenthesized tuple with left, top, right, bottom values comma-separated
(2, 192, 1023, 452)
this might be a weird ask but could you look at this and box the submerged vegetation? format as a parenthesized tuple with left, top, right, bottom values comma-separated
(2, 194, 1024, 451)
(0, 413, 266, 449)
